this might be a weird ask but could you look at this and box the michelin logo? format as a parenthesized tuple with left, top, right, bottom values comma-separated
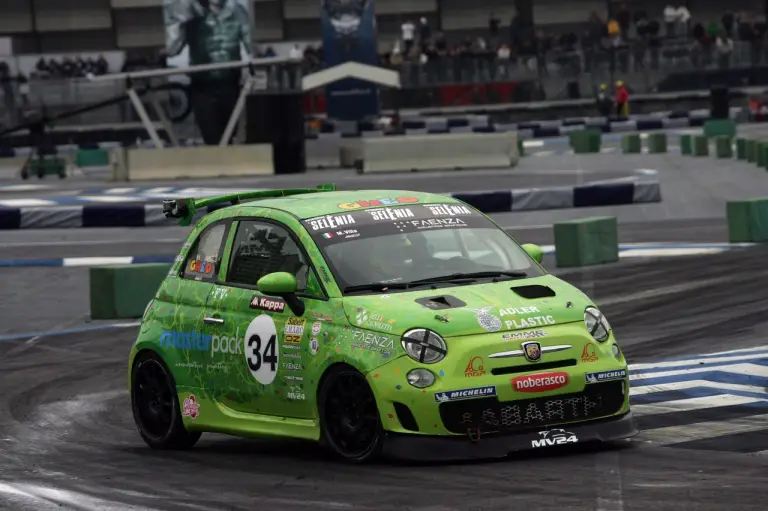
(585, 369, 627, 384)
(434, 386, 496, 403)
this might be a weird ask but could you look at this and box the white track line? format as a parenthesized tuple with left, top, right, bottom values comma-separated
(630, 363, 768, 381)
(630, 353, 768, 370)
(630, 380, 768, 396)
(631, 395, 765, 417)
(639, 414, 768, 445)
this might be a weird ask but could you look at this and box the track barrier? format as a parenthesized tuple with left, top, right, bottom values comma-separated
(553, 216, 619, 268)
(715, 136, 733, 158)
(692, 135, 709, 156)
(111, 144, 275, 181)
(621, 134, 641, 154)
(357, 132, 519, 173)
(726, 199, 768, 243)
(569, 129, 602, 154)
(90, 263, 171, 319)
(646, 133, 668, 153)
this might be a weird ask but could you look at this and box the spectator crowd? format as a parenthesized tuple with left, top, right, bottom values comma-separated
(31, 55, 110, 79)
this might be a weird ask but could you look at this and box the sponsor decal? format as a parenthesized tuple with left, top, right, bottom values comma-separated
(368, 207, 416, 221)
(311, 321, 322, 336)
(434, 386, 496, 403)
(464, 356, 486, 377)
(206, 362, 230, 374)
(425, 204, 474, 216)
(355, 308, 392, 332)
(395, 218, 466, 231)
(499, 306, 540, 316)
(308, 213, 356, 231)
(281, 362, 303, 371)
(250, 296, 286, 313)
(187, 259, 213, 274)
(319, 267, 332, 283)
(581, 343, 599, 363)
(182, 394, 200, 419)
(309, 337, 319, 355)
(502, 330, 547, 341)
(338, 196, 420, 210)
(311, 312, 333, 321)
(468, 307, 502, 332)
(585, 369, 627, 384)
(522, 341, 542, 362)
(175, 361, 203, 370)
(159, 329, 243, 356)
(322, 232, 333, 239)
(504, 316, 556, 330)
(531, 429, 578, 448)
(284, 318, 306, 343)
(282, 352, 302, 359)
(350, 329, 394, 354)
(287, 385, 306, 401)
(511, 371, 569, 392)
(284, 375, 303, 381)
(211, 287, 228, 300)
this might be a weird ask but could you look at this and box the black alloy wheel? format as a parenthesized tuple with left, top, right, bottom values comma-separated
(319, 366, 384, 462)
(131, 353, 201, 450)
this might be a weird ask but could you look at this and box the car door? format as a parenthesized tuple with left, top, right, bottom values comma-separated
(153, 219, 230, 387)
(201, 217, 333, 419)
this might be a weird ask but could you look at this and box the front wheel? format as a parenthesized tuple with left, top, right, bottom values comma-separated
(131, 352, 201, 450)
(318, 365, 384, 463)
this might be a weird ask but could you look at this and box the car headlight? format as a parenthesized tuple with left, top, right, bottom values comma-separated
(584, 306, 611, 342)
(401, 328, 447, 364)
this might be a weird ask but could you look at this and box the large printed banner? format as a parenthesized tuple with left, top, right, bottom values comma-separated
(163, 0, 253, 76)
(320, 0, 380, 120)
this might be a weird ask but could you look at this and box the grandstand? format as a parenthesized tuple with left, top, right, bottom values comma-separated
(1, 0, 768, 146)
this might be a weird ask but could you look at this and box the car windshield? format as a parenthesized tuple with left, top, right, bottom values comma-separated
(301, 202, 544, 294)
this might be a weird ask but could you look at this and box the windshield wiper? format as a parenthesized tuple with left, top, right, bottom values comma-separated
(343, 282, 413, 293)
(408, 271, 529, 285)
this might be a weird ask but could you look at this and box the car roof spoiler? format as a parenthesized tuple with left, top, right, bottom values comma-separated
(161, 183, 337, 226)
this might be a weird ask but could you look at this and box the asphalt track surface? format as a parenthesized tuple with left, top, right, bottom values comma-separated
(1, 247, 768, 511)
(2, 133, 768, 510)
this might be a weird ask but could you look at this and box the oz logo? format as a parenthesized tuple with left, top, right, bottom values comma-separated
(244, 315, 279, 385)
(356, 308, 368, 326)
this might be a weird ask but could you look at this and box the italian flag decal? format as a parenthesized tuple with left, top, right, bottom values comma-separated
(322, 233, 333, 239)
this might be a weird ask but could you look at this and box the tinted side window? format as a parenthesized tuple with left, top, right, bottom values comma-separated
(227, 220, 309, 291)
(181, 223, 227, 282)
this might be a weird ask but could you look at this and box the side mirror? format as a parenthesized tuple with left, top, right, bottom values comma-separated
(256, 272, 305, 316)
(521, 243, 544, 264)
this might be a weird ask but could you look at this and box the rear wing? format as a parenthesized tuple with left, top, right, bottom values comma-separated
(162, 183, 337, 226)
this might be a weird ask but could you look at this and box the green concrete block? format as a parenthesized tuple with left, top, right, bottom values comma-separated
(746, 140, 757, 162)
(726, 199, 768, 243)
(680, 134, 693, 155)
(704, 119, 737, 138)
(90, 263, 171, 319)
(75, 149, 109, 167)
(517, 138, 525, 157)
(569, 130, 601, 154)
(621, 133, 641, 153)
(736, 138, 747, 160)
(758, 143, 768, 167)
(647, 133, 667, 153)
(714, 136, 733, 158)
(553, 216, 619, 268)
(692, 135, 709, 156)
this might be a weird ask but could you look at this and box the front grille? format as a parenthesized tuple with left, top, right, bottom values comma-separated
(439, 380, 625, 435)
(490, 359, 578, 376)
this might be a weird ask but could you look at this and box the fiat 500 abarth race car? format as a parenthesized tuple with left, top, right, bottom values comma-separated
(129, 185, 638, 462)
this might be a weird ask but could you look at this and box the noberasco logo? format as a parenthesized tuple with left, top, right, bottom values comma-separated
(159, 328, 243, 356)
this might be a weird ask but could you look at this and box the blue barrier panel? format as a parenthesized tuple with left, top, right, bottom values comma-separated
(82, 205, 146, 228)
(447, 118, 470, 128)
(452, 191, 512, 213)
(532, 126, 562, 138)
(0, 208, 21, 230)
(573, 183, 635, 208)
(636, 119, 664, 131)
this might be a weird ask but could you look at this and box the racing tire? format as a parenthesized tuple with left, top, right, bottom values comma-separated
(131, 352, 201, 450)
(318, 365, 384, 463)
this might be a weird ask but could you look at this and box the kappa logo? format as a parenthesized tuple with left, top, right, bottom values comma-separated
(250, 296, 286, 313)
(531, 429, 578, 448)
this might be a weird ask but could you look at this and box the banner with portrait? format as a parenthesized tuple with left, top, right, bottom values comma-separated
(163, 0, 253, 144)
(320, 0, 380, 120)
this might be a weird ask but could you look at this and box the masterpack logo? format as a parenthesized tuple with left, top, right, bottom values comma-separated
(159, 328, 243, 356)
(434, 386, 496, 403)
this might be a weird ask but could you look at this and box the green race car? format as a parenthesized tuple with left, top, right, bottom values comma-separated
(129, 184, 638, 462)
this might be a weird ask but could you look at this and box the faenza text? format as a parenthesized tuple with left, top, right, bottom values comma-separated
(505, 316, 556, 330)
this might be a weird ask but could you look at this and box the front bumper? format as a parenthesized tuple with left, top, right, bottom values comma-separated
(382, 411, 638, 461)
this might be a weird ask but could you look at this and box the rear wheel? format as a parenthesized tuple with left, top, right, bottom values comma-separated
(318, 366, 384, 463)
(131, 352, 201, 450)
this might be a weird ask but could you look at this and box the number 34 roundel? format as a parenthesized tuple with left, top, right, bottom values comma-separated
(244, 315, 279, 385)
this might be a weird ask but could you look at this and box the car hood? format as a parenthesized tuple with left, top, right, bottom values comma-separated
(341, 275, 594, 337)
